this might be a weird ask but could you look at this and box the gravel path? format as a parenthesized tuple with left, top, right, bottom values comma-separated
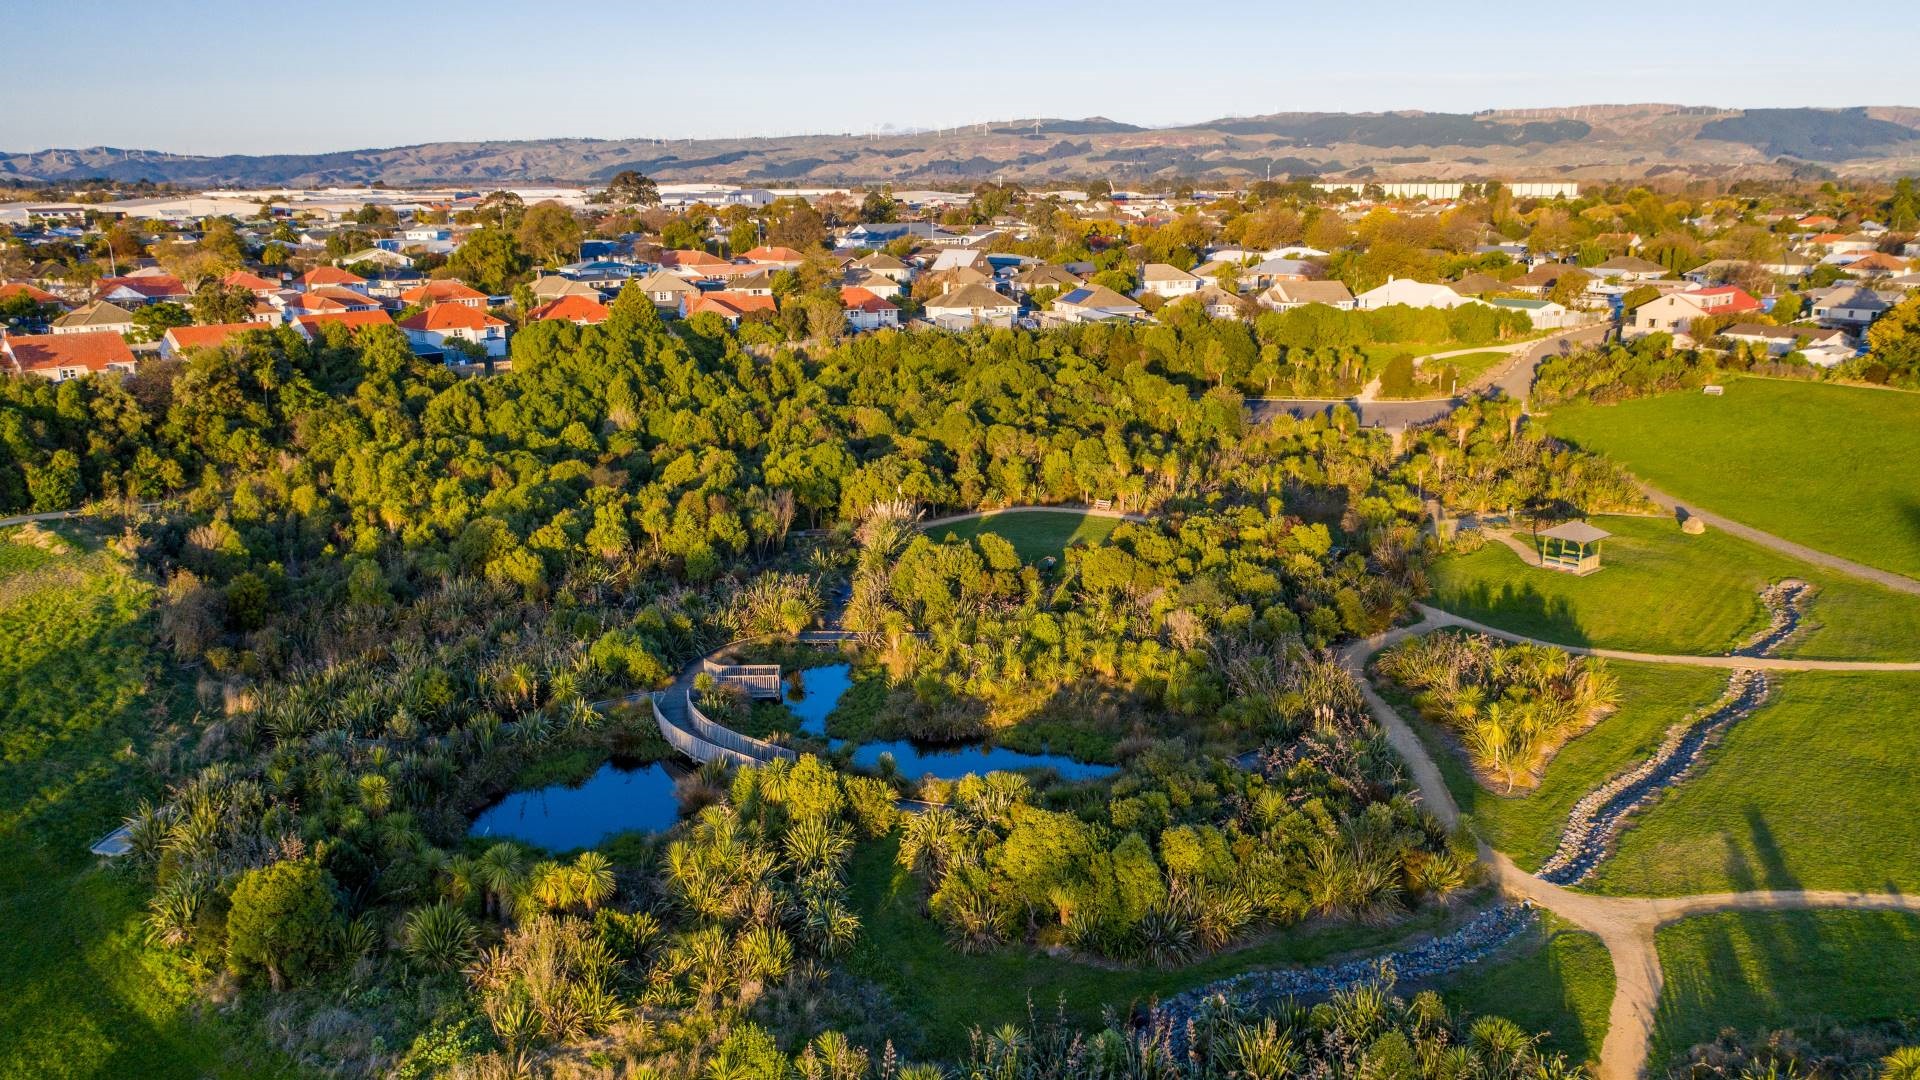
(1640, 485, 1920, 597)
(1415, 605, 1920, 672)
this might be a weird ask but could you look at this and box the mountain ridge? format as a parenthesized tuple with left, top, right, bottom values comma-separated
(4, 105, 1917, 188)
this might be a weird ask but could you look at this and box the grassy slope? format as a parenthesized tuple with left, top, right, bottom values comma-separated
(933, 511, 1119, 563)
(1431, 918, 1615, 1066)
(1651, 910, 1920, 1070)
(1544, 378, 1920, 578)
(1592, 671, 1920, 897)
(1429, 514, 1920, 660)
(1385, 653, 1730, 872)
(0, 528, 286, 1080)
(845, 838, 1487, 1060)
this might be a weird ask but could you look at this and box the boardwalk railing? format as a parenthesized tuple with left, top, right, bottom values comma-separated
(701, 659, 783, 699)
(683, 693, 798, 763)
(650, 694, 769, 767)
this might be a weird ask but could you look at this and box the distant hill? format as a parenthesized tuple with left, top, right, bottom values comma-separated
(4, 105, 1917, 188)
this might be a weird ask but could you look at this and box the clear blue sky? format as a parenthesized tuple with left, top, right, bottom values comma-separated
(4, 0, 1917, 155)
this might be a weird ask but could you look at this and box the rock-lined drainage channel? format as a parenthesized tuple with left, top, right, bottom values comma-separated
(1537, 581, 1807, 886)
(1150, 903, 1536, 1037)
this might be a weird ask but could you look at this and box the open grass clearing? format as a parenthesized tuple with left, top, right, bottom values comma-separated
(1591, 671, 1920, 897)
(1429, 916, 1614, 1066)
(1379, 647, 1730, 873)
(844, 837, 1493, 1061)
(0, 526, 294, 1079)
(931, 510, 1119, 563)
(1544, 378, 1920, 579)
(1429, 513, 1920, 660)
(1651, 910, 1920, 1072)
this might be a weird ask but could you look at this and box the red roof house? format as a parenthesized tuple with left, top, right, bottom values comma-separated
(3, 331, 138, 380)
(527, 294, 611, 325)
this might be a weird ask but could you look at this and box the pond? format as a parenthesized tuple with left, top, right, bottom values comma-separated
(469, 759, 681, 851)
(781, 663, 1118, 782)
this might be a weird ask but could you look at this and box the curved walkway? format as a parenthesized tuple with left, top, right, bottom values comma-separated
(1413, 604, 1920, 672)
(1640, 484, 1920, 597)
(1338, 615, 1920, 1080)
(918, 503, 1150, 529)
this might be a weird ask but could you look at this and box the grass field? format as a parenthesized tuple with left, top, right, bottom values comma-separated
(1429, 514, 1920, 660)
(1383, 650, 1731, 872)
(1651, 910, 1920, 1071)
(932, 510, 1120, 563)
(1544, 378, 1920, 579)
(845, 838, 1495, 1060)
(0, 527, 287, 1079)
(1431, 918, 1615, 1065)
(1591, 671, 1920, 897)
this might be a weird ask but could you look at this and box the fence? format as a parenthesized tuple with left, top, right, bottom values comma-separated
(682, 693, 798, 763)
(700, 659, 784, 699)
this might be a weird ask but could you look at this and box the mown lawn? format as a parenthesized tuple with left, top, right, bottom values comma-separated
(1430, 917, 1615, 1066)
(932, 510, 1119, 563)
(844, 838, 1493, 1060)
(1592, 672, 1920, 897)
(1544, 378, 1920, 579)
(0, 529, 291, 1079)
(1382, 649, 1730, 872)
(1429, 513, 1920, 660)
(1651, 910, 1920, 1071)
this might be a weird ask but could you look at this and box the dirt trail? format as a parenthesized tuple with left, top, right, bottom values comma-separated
(1414, 605, 1920, 672)
(1338, 620, 1920, 1080)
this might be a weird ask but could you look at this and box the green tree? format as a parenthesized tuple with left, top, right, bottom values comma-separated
(190, 281, 254, 325)
(130, 301, 191, 343)
(515, 201, 584, 268)
(442, 229, 529, 295)
(598, 169, 660, 207)
(225, 860, 339, 990)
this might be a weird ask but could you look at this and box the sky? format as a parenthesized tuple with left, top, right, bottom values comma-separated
(4, 0, 1919, 156)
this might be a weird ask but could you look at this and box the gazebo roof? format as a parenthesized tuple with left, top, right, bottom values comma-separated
(1540, 520, 1611, 544)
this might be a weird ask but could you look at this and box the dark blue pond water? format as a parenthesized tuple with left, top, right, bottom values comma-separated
(469, 759, 680, 851)
(783, 663, 1117, 782)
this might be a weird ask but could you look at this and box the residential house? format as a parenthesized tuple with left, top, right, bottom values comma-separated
(658, 249, 732, 274)
(683, 291, 778, 325)
(630, 270, 699, 312)
(841, 268, 902, 299)
(837, 221, 938, 249)
(1508, 263, 1586, 295)
(1816, 233, 1878, 257)
(400, 280, 490, 309)
(2, 331, 138, 380)
(1721, 323, 1853, 366)
(292, 309, 395, 341)
(1449, 272, 1507, 296)
(839, 287, 900, 331)
(924, 283, 1018, 327)
(160, 322, 263, 359)
(1050, 284, 1145, 323)
(1590, 255, 1669, 282)
(929, 249, 987, 274)
(1261, 280, 1355, 311)
(530, 275, 606, 304)
(336, 248, 414, 271)
(1240, 258, 1320, 292)
(222, 270, 283, 297)
(1489, 297, 1576, 328)
(1137, 263, 1200, 299)
(1810, 285, 1895, 330)
(283, 288, 381, 318)
(50, 301, 135, 336)
(94, 273, 189, 307)
(297, 266, 369, 294)
(1626, 293, 1708, 337)
(399, 304, 509, 359)
(1009, 263, 1083, 298)
(1685, 286, 1763, 317)
(1353, 279, 1472, 310)
(924, 266, 994, 294)
(1841, 252, 1911, 277)
(727, 270, 777, 297)
(526, 295, 611, 326)
(739, 245, 808, 269)
(1188, 285, 1248, 320)
(852, 251, 913, 284)
(0, 282, 67, 309)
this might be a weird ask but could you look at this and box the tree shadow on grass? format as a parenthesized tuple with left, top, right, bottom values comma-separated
(1441, 578, 1591, 649)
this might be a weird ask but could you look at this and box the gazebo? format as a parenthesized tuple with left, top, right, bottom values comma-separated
(1537, 520, 1611, 575)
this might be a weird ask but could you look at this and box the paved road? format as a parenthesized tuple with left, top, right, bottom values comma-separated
(1338, 615, 1920, 1080)
(1246, 323, 1609, 430)
(1641, 484, 1920, 597)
